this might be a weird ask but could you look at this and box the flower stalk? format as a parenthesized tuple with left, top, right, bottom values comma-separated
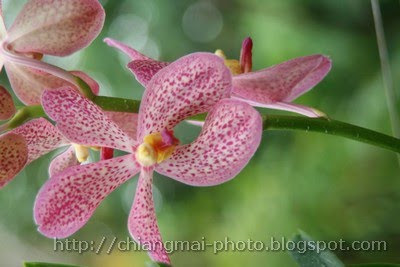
(4, 105, 46, 130)
(262, 115, 400, 153)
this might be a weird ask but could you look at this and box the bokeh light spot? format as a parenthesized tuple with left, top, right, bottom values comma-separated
(182, 2, 223, 43)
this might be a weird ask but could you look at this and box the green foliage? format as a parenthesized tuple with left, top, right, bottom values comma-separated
(289, 231, 344, 267)
(146, 262, 172, 267)
(24, 263, 84, 267)
(349, 265, 400, 267)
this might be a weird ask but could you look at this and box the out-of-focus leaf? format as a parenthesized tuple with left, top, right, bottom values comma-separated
(348, 264, 400, 267)
(289, 230, 345, 267)
(24, 262, 84, 267)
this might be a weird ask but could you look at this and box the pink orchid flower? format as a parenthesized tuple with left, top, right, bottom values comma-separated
(0, 0, 105, 105)
(0, 75, 137, 188)
(34, 53, 262, 264)
(0, 69, 138, 188)
(0, 110, 138, 188)
(105, 37, 331, 118)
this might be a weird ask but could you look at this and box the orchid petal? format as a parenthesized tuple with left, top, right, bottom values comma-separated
(156, 99, 262, 186)
(42, 87, 137, 152)
(0, 133, 28, 188)
(5, 63, 70, 105)
(35, 155, 140, 238)
(7, 0, 105, 56)
(104, 38, 169, 86)
(138, 52, 232, 140)
(12, 118, 69, 164)
(128, 168, 170, 265)
(0, 85, 16, 120)
(232, 55, 332, 104)
(127, 60, 169, 87)
(49, 146, 79, 177)
(0, 118, 68, 187)
(4, 63, 99, 105)
(104, 111, 138, 141)
(104, 38, 152, 61)
(233, 97, 326, 118)
(0, 1, 7, 41)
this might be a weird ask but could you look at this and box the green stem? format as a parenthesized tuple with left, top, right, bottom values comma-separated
(7, 105, 47, 129)
(3, 99, 400, 154)
(93, 95, 141, 113)
(262, 115, 400, 153)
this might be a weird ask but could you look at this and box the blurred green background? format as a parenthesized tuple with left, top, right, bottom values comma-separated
(1, 0, 400, 266)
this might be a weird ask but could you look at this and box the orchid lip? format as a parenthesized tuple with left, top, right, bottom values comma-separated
(135, 130, 180, 167)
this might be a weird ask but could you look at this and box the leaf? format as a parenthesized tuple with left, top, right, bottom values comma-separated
(24, 262, 84, 267)
(289, 230, 345, 267)
(348, 264, 400, 267)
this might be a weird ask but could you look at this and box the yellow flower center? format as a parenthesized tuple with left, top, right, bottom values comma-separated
(72, 144, 101, 163)
(72, 144, 90, 163)
(215, 49, 243, 75)
(135, 131, 179, 167)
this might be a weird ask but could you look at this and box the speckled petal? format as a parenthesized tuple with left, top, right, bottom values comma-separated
(4, 63, 99, 105)
(104, 38, 151, 61)
(42, 87, 137, 152)
(5, 63, 69, 105)
(104, 111, 138, 141)
(128, 168, 171, 265)
(127, 60, 169, 87)
(49, 146, 79, 177)
(232, 55, 332, 103)
(34, 155, 140, 238)
(138, 52, 232, 141)
(104, 38, 168, 87)
(0, 1, 7, 41)
(0, 118, 68, 187)
(0, 85, 16, 120)
(11, 118, 69, 164)
(7, 0, 105, 56)
(156, 99, 262, 186)
(0, 133, 28, 188)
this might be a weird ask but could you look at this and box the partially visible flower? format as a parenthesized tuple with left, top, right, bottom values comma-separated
(0, 76, 137, 187)
(105, 37, 331, 117)
(34, 53, 262, 264)
(0, 111, 138, 188)
(0, 85, 15, 120)
(0, 118, 69, 188)
(0, 0, 105, 105)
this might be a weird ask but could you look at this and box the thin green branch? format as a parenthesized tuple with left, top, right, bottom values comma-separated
(6, 105, 47, 129)
(371, 1, 400, 155)
(93, 95, 141, 113)
(262, 115, 400, 153)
